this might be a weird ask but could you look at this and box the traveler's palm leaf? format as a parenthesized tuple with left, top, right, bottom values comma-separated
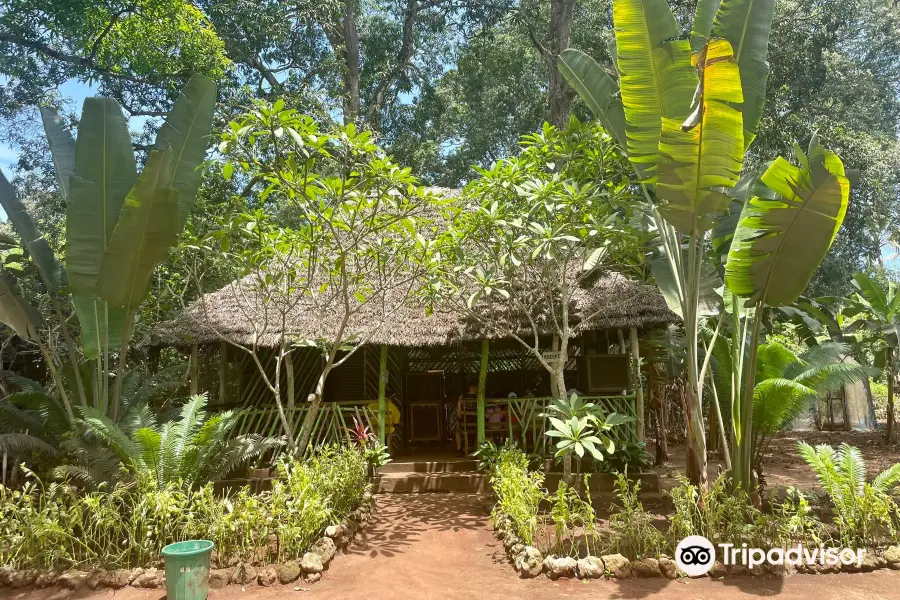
(657, 39, 744, 233)
(725, 139, 850, 306)
(613, 0, 696, 177)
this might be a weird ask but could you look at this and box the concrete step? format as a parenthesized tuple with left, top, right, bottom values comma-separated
(373, 472, 488, 494)
(379, 459, 479, 474)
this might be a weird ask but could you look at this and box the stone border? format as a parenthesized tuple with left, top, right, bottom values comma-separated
(0, 490, 376, 592)
(492, 514, 900, 580)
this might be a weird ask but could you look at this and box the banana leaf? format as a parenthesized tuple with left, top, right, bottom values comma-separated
(657, 39, 744, 233)
(0, 267, 41, 341)
(612, 0, 696, 177)
(0, 169, 64, 289)
(40, 107, 76, 202)
(72, 295, 126, 360)
(557, 50, 627, 150)
(67, 98, 137, 296)
(711, 0, 776, 148)
(95, 149, 180, 310)
(724, 138, 850, 306)
(153, 74, 217, 229)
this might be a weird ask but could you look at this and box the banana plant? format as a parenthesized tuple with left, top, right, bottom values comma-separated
(557, 0, 777, 486)
(724, 138, 850, 490)
(845, 272, 900, 443)
(0, 74, 216, 422)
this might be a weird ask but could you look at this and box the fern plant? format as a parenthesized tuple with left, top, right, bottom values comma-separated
(797, 441, 900, 547)
(80, 393, 283, 489)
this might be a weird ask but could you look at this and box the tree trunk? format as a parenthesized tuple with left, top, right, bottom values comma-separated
(887, 347, 895, 445)
(297, 370, 328, 455)
(342, 0, 360, 124)
(545, 0, 576, 128)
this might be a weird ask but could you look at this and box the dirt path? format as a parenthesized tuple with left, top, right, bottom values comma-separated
(3, 493, 900, 600)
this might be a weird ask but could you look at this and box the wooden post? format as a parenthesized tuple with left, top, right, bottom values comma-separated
(887, 347, 895, 445)
(629, 328, 645, 442)
(190, 343, 199, 395)
(378, 345, 388, 445)
(218, 342, 227, 405)
(617, 329, 627, 353)
(477, 339, 489, 445)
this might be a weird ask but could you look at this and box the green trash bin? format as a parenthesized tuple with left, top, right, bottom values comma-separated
(162, 540, 214, 600)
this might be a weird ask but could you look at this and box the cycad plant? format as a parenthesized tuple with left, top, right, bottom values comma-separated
(798, 441, 900, 547)
(0, 366, 187, 486)
(750, 343, 873, 476)
(81, 393, 282, 489)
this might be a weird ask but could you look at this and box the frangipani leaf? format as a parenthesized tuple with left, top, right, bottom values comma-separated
(96, 149, 180, 310)
(725, 140, 850, 306)
(657, 39, 744, 233)
(613, 0, 696, 177)
(67, 98, 137, 296)
(557, 49, 627, 149)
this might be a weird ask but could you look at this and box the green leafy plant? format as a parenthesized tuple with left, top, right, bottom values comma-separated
(79, 393, 283, 488)
(594, 440, 653, 474)
(0, 75, 216, 424)
(544, 393, 633, 483)
(548, 480, 599, 557)
(797, 441, 900, 547)
(0, 445, 367, 570)
(846, 273, 900, 443)
(606, 473, 665, 559)
(490, 444, 545, 547)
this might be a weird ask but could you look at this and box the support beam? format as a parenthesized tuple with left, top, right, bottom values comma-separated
(629, 327, 645, 442)
(378, 345, 388, 445)
(477, 339, 489, 445)
(219, 342, 227, 404)
(190, 343, 199, 396)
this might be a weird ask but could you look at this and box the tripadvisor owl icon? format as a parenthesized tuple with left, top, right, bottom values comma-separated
(675, 535, 716, 576)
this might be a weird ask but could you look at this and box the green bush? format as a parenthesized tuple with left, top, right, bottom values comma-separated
(606, 473, 665, 559)
(798, 441, 900, 547)
(0, 444, 367, 570)
(490, 444, 544, 546)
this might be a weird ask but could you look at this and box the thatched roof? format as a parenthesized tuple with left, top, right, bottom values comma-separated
(154, 188, 677, 349)
(155, 272, 675, 348)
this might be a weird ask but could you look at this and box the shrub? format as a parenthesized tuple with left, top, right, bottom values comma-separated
(606, 473, 665, 559)
(490, 444, 544, 546)
(798, 441, 900, 547)
(0, 444, 367, 570)
(666, 473, 762, 549)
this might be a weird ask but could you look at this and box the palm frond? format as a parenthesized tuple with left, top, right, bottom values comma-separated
(873, 464, 900, 493)
(0, 400, 45, 435)
(0, 432, 59, 456)
(203, 435, 285, 483)
(79, 407, 141, 466)
(2, 372, 49, 394)
(837, 442, 866, 496)
(753, 378, 815, 434)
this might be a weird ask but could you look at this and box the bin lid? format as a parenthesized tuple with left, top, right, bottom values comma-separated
(162, 540, 214, 557)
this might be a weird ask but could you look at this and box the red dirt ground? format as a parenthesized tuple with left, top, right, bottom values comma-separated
(3, 492, 900, 600)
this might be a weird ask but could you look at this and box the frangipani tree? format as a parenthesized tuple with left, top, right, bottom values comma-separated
(558, 0, 850, 489)
(432, 120, 647, 402)
(0, 75, 216, 423)
(198, 102, 435, 456)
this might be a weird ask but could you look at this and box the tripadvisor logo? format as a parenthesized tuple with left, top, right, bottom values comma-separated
(675, 535, 865, 576)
